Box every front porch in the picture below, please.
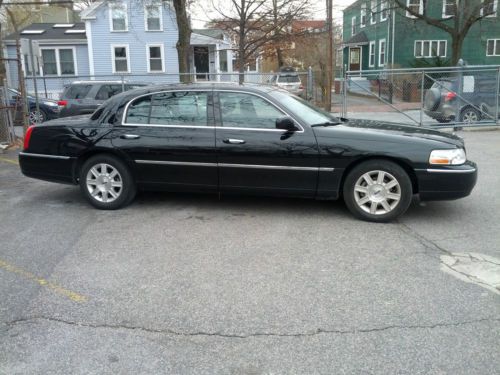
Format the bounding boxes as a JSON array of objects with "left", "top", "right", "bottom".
[{"left": 190, "top": 31, "right": 233, "bottom": 81}]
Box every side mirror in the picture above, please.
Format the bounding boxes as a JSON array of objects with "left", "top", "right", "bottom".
[{"left": 276, "top": 116, "right": 297, "bottom": 131}]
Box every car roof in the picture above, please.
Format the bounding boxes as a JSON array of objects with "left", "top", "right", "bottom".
[
  {"left": 67, "top": 80, "right": 150, "bottom": 85},
  {"left": 106, "top": 83, "right": 287, "bottom": 104}
]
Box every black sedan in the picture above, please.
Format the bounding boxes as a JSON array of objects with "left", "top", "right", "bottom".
[{"left": 19, "top": 84, "right": 477, "bottom": 222}]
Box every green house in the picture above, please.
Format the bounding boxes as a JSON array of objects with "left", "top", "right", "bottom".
[{"left": 342, "top": 0, "right": 500, "bottom": 72}]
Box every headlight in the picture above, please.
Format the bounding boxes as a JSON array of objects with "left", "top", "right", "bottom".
[{"left": 429, "top": 149, "right": 466, "bottom": 165}]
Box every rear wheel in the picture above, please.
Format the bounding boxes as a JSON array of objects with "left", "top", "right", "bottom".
[
  {"left": 79, "top": 155, "right": 136, "bottom": 210},
  {"left": 460, "top": 107, "right": 481, "bottom": 124},
  {"left": 343, "top": 160, "right": 413, "bottom": 222}
]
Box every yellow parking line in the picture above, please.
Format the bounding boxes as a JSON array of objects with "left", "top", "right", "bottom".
[
  {"left": 0, "top": 258, "right": 87, "bottom": 303},
  {"left": 0, "top": 157, "right": 19, "bottom": 166}
]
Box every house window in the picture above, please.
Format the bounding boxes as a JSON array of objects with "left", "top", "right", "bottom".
[
  {"left": 110, "top": 2, "right": 128, "bottom": 31},
  {"left": 147, "top": 44, "right": 164, "bottom": 72},
  {"left": 361, "top": 4, "right": 367, "bottom": 28},
  {"left": 112, "top": 45, "right": 129, "bottom": 73},
  {"left": 380, "top": 1, "right": 388, "bottom": 21},
  {"left": 41, "top": 48, "right": 76, "bottom": 76},
  {"left": 219, "top": 49, "right": 228, "bottom": 72},
  {"left": 370, "top": 0, "right": 377, "bottom": 24},
  {"left": 487, "top": 39, "right": 500, "bottom": 56},
  {"left": 414, "top": 40, "right": 447, "bottom": 58},
  {"left": 145, "top": 2, "right": 162, "bottom": 31},
  {"left": 481, "top": 0, "right": 498, "bottom": 17},
  {"left": 379, "top": 39, "right": 386, "bottom": 67},
  {"left": 41, "top": 50, "right": 57, "bottom": 75},
  {"left": 406, "top": 0, "right": 423, "bottom": 18},
  {"left": 351, "top": 16, "right": 357, "bottom": 35},
  {"left": 443, "top": 0, "right": 456, "bottom": 18},
  {"left": 369, "top": 41, "right": 376, "bottom": 67}
]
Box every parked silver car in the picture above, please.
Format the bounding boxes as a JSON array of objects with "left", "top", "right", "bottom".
[{"left": 269, "top": 69, "right": 304, "bottom": 97}]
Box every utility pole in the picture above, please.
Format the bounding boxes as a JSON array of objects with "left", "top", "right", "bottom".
[{"left": 325, "top": 0, "right": 333, "bottom": 111}]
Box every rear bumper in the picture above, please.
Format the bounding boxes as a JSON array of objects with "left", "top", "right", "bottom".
[
  {"left": 415, "top": 161, "right": 477, "bottom": 201},
  {"left": 19, "top": 152, "right": 76, "bottom": 184}
]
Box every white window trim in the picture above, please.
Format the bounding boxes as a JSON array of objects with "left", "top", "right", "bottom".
[
  {"left": 109, "top": 2, "right": 128, "bottom": 32},
  {"left": 360, "top": 4, "right": 366, "bottom": 28},
  {"left": 481, "top": 0, "right": 498, "bottom": 17},
  {"left": 442, "top": 0, "right": 455, "bottom": 18},
  {"left": 378, "top": 39, "right": 386, "bottom": 67},
  {"left": 406, "top": 0, "right": 423, "bottom": 18},
  {"left": 146, "top": 43, "right": 165, "bottom": 73},
  {"left": 144, "top": 2, "right": 163, "bottom": 31},
  {"left": 351, "top": 16, "right": 356, "bottom": 35},
  {"left": 39, "top": 46, "right": 78, "bottom": 77},
  {"left": 370, "top": 0, "right": 377, "bottom": 24},
  {"left": 486, "top": 39, "right": 500, "bottom": 56},
  {"left": 369, "top": 41, "right": 376, "bottom": 67},
  {"left": 380, "top": 1, "right": 388, "bottom": 21},
  {"left": 414, "top": 40, "right": 447, "bottom": 58},
  {"left": 111, "top": 44, "right": 130, "bottom": 74}
]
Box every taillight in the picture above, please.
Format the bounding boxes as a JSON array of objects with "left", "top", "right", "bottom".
[
  {"left": 299, "top": 84, "right": 304, "bottom": 89},
  {"left": 24, "top": 125, "right": 35, "bottom": 150},
  {"left": 57, "top": 100, "right": 68, "bottom": 107},
  {"left": 444, "top": 92, "right": 457, "bottom": 102}
]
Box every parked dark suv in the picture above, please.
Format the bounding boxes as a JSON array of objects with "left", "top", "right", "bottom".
[
  {"left": 58, "top": 81, "right": 149, "bottom": 118},
  {"left": 424, "top": 73, "right": 500, "bottom": 124}
]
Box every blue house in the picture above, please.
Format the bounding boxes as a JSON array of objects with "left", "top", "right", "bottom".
[{"left": 4, "top": 0, "right": 234, "bottom": 98}]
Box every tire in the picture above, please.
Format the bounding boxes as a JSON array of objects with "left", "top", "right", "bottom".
[
  {"left": 424, "top": 88, "right": 441, "bottom": 111},
  {"left": 436, "top": 117, "right": 451, "bottom": 124},
  {"left": 79, "top": 155, "right": 136, "bottom": 210},
  {"left": 459, "top": 107, "right": 481, "bottom": 124},
  {"left": 29, "top": 108, "right": 47, "bottom": 124},
  {"left": 343, "top": 160, "right": 413, "bottom": 223}
]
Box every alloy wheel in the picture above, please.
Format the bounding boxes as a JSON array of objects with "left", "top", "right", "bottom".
[
  {"left": 353, "top": 170, "right": 401, "bottom": 215},
  {"left": 86, "top": 163, "right": 123, "bottom": 203}
]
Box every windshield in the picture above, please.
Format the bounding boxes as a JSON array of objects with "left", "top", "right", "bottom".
[{"left": 269, "top": 90, "right": 339, "bottom": 125}]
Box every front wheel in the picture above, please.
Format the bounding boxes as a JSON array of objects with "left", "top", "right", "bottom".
[
  {"left": 343, "top": 160, "right": 413, "bottom": 222},
  {"left": 79, "top": 155, "right": 136, "bottom": 210}
]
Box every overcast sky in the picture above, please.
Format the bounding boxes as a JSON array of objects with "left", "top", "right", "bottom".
[{"left": 190, "top": 0, "right": 357, "bottom": 28}]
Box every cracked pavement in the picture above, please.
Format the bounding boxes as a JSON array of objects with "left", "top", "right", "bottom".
[{"left": 1, "top": 131, "right": 500, "bottom": 374}]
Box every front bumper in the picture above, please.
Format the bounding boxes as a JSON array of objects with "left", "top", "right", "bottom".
[{"left": 415, "top": 161, "right": 478, "bottom": 201}]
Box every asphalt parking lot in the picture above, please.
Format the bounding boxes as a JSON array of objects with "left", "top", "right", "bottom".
[{"left": 0, "top": 130, "right": 499, "bottom": 374}]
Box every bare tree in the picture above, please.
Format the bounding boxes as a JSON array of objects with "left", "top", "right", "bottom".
[
  {"left": 390, "top": 0, "right": 496, "bottom": 65},
  {"left": 210, "top": 0, "right": 307, "bottom": 83},
  {"left": 173, "top": 0, "right": 191, "bottom": 82}
]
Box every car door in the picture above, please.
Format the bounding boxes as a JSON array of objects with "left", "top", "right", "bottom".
[
  {"left": 214, "top": 90, "right": 320, "bottom": 197},
  {"left": 111, "top": 90, "right": 217, "bottom": 191}
]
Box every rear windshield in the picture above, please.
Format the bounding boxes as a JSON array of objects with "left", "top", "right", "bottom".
[
  {"left": 63, "top": 84, "right": 92, "bottom": 99},
  {"left": 432, "top": 80, "right": 454, "bottom": 91},
  {"left": 277, "top": 75, "right": 300, "bottom": 83}
]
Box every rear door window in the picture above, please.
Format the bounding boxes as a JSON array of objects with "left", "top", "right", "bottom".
[
  {"left": 64, "top": 84, "right": 92, "bottom": 99},
  {"left": 124, "top": 91, "right": 208, "bottom": 126}
]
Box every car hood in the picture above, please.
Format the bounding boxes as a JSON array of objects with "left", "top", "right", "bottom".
[{"left": 338, "top": 119, "right": 464, "bottom": 147}]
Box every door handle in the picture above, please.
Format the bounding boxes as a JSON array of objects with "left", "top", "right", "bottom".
[
  {"left": 120, "top": 134, "right": 141, "bottom": 140},
  {"left": 223, "top": 138, "right": 246, "bottom": 144}
]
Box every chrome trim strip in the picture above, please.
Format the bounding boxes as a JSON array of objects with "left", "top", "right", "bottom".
[
  {"left": 135, "top": 160, "right": 217, "bottom": 167},
  {"left": 219, "top": 163, "right": 327, "bottom": 171},
  {"left": 426, "top": 168, "right": 476, "bottom": 174},
  {"left": 19, "top": 152, "right": 71, "bottom": 160},
  {"left": 134, "top": 159, "right": 334, "bottom": 172}
]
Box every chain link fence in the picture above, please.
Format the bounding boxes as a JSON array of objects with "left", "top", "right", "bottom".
[
  {"left": 340, "top": 66, "right": 500, "bottom": 129},
  {"left": 0, "top": 86, "right": 16, "bottom": 144}
]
